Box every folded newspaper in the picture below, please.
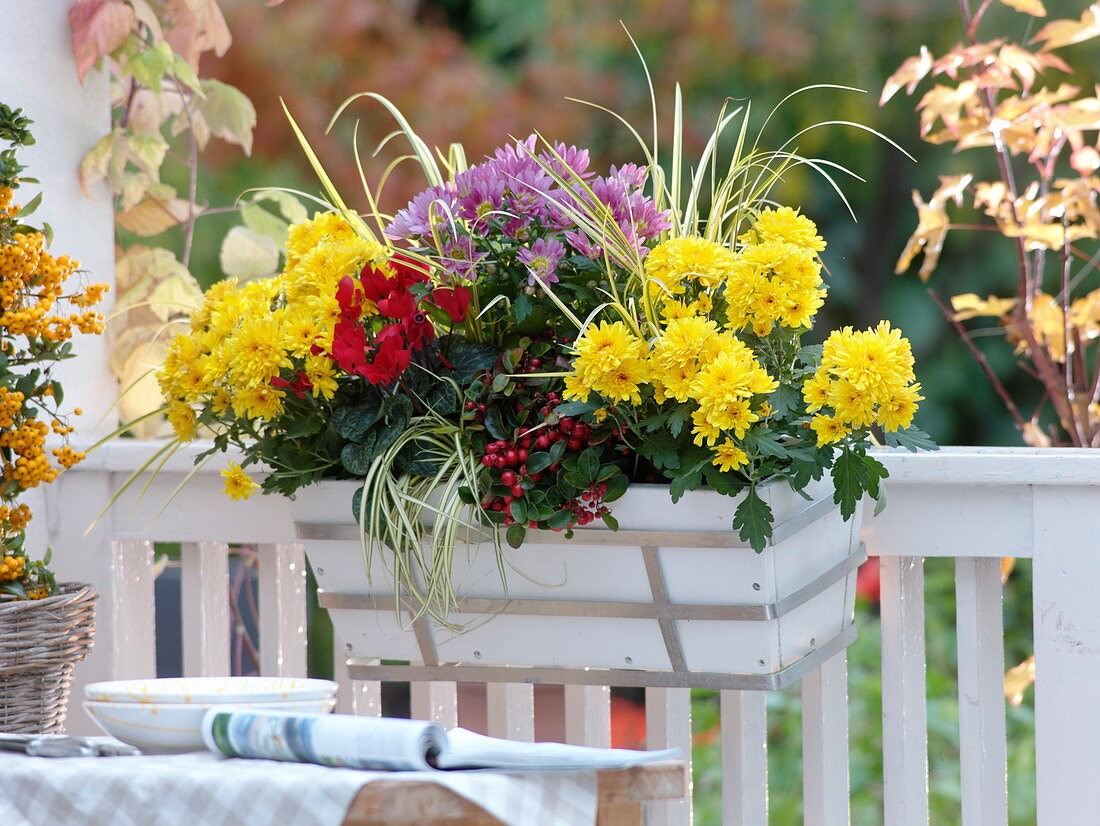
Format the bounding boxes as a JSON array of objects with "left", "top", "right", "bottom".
[{"left": 202, "top": 709, "right": 678, "bottom": 771}]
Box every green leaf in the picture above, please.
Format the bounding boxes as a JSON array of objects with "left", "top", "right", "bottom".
[
  {"left": 506, "top": 523, "right": 527, "bottom": 549},
  {"left": 50, "top": 380, "right": 64, "bottom": 407},
  {"left": 125, "top": 41, "right": 173, "bottom": 93},
  {"left": 394, "top": 439, "right": 441, "bottom": 477},
  {"left": 830, "top": 447, "right": 874, "bottom": 520},
  {"left": 444, "top": 338, "right": 499, "bottom": 383},
  {"left": 514, "top": 293, "right": 534, "bottom": 323},
  {"left": 668, "top": 453, "right": 710, "bottom": 502},
  {"left": 240, "top": 203, "right": 291, "bottom": 247},
  {"left": 171, "top": 54, "right": 202, "bottom": 94},
  {"left": 745, "top": 430, "right": 789, "bottom": 460},
  {"left": 339, "top": 423, "right": 403, "bottom": 476},
  {"left": 199, "top": 79, "right": 257, "bottom": 155},
  {"left": 548, "top": 439, "right": 567, "bottom": 463},
  {"left": 666, "top": 405, "right": 691, "bottom": 438},
  {"left": 636, "top": 430, "right": 681, "bottom": 471},
  {"left": 553, "top": 399, "right": 603, "bottom": 417},
  {"left": 491, "top": 373, "right": 511, "bottom": 393},
  {"left": 885, "top": 425, "right": 938, "bottom": 452},
  {"left": 332, "top": 400, "right": 382, "bottom": 441},
  {"left": 602, "top": 471, "right": 629, "bottom": 502},
  {"left": 768, "top": 383, "right": 802, "bottom": 417},
  {"left": 13, "top": 192, "right": 41, "bottom": 219},
  {"left": 484, "top": 406, "right": 509, "bottom": 440},
  {"left": 601, "top": 511, "right": 619, "bottom": 530},
  {"left": 283, "top": 417, "right": 323, "bottom": 439},
  {"left": 126, "top": 133, "right": 168, "bottom": 176},
  {"left": 526, "top": 452, "right": 553, "bottom": 474},
  {"left": 732, "top": 487, "right": 773, "bottom": 553},
  {"left": 577, "top": 449, "right": 600, "bottom": 480},
  {"left": 547, "top": 509, "right": 573, "bottom": 529},
  {"left": 797, "top": 344, "right": 824, "bottom": 368}
]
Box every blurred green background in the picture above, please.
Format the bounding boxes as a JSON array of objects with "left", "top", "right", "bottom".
[{"left": 181, "top": 2, "right": 1081, "bottom": 821}]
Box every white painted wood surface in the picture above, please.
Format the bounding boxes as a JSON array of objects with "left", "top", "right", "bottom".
[
  {"left": 802, "top": 651, "right": 850, "bottom": 826},
  {"left": 646, "top": 687, "right": 693, "bottom": 826},
  {"left": 1032, "top": 486, "right": 1100, "bottom": 826},
  {"left": 955, "top": 558, "right": 1008, "bottom": 826},
  {"left": 720, "top": 690, "right": 768, "bottom": 826},
  {"left": 411, "top": 681, "right": 459, "bottom": 729},
  {"left": 880, "top": 556, "right": 929, "bottom": 826},
  {"left": 109, "top": 540, "right": 157, "bottom": 681},
  {"left": 256, "top": 543, "right": 308, "bottom": 677},
  {"left": 486, "top": 682, "right": 535, "bottom": 742},
  {"left": 564, "top": 685, "right": 611, "bottom": 747},
  {"left": 335, "top": 650, "right": 382, "bottom": 717},
  {"left": 180, "top": 542, "right": 230, "bottom": 677}
]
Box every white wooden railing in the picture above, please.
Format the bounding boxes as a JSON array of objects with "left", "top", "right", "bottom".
[{"left": 24, "top": 444, "right": 1100, "bottom": 825}]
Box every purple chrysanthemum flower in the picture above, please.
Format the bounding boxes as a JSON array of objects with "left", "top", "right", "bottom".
[
  {"left": 564, "top": 229, "right": 604, "bottom": 260},
  {"left": 456, "top": 173, "right": 507, "bottom": 230},
  {"left": 517, "top": 237, "right": 566, "bottom": 286},
  {"left": 609, "top": 163, "right": 649, "bottom": 189},
  {"left": 438, "top": 234, "right": 488, "bottom": 281},
  {"left": 385, "top": 183, "right": 459, "bottom": 241},
  {"left": 538, "top": 142, "right": 595, "bottom": 182}
]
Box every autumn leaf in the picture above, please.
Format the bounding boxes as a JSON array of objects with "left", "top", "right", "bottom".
[
  {"left": 951, "top": 293, "right": 1017, "bottom": 321},
  {"left": 68, "top": 0, "right": 137, "bottom": 83},
  {"left": 998, "top": 0, "right": 1046, "bottom": 16},
  {"left": 917, "top": 81, "right": 979, "bottom": 138},
  {"left": 1033, "top": 3, "right": 1100, "bottom": 52},
  {"left": 880, "top": 46, "right": 933, "bottom": 105},
  {"left": 79, "top": 128, "right": 125, "bottom": 196},
  {"left": 165, "top": 0, "right": 232, "bottom": 69},
  {"left": 116, "top": 197, "right": 200, "bottom": 236},
  {"left": 895, "top": 190, "right": 950, "bottom": 279}
]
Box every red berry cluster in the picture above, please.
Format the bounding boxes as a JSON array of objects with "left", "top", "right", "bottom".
[
  {"left": 479, "top": 402, "right": 600, "bottom": 530},
  {"left": 569, "top": 482, "right": 611, "bottom": 526}
]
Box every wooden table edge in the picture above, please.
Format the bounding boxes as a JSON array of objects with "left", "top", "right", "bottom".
[{"left": 341, "top": 760, "right": 688, "bottom": 825}]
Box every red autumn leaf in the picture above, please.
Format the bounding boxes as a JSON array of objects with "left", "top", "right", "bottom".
[
  {"left": 68, "top": 0, "right": 136, "bottom": 83},
  {"left": 165, "top": 0, "right": 232, "bottom": 69}
]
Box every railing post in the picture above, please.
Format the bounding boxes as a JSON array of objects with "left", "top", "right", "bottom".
[
  {"left": 1032, "top": 486, "right": 1100, "bottom": 826},
  {"left": 256, "top": 543, "right": 308, "bottom": 677}
]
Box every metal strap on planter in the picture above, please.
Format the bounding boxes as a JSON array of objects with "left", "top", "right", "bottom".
[
  {"left": 307, "top": 494, "right": 862, "bottom": 690},
  {"left": 318, "top": 546, "right": 865, "bottom": 623},
  {"left": 344, "top": 623, "right": 858, "bottom": 692}
]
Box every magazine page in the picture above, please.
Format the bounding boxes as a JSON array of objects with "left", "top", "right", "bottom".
[
  {"left": 436, "top": 727, "right": 680, "bottom": 771},
  {"left": 202, "top": 709, "right": 447, "bottom": 771}
]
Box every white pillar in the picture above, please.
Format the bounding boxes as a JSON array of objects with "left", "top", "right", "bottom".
[{"left": 0, "top": 3, "right": 117, "bottom": 437}]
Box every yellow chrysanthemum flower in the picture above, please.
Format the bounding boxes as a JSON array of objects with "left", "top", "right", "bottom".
[
  {"left": 742, "top": 207, "right": 826, "bottom": 252},
  {"left": 221, "top": 463, "right": 259, "bottom": 501},
  {"left": 810, "top": 413, "right": 849, "bottom": 446},
  {"left": 652, "top": 316, "right": 720, "bottom": 369},
  {"left": 303, "top": 356, "right": 339, "bottom": 400},
  {"left": 712, "top": 440, "right": 749, "bottom": 473},
  {"left": 165, "top": 401, "right": 197, "bottom": 442},
  {"left": 231, "top": 385, "right": 285, "bottom": 421},
  {"left": 645, "top": 236, "right": 737, "bottom": 301},
  {"left": 876, "top": 383, "right": 924, "bottom": 431}
]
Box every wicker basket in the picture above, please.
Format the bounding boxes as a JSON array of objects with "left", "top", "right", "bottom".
[{"left": 0, "top": 583, "right": 96, "bottom": 733}]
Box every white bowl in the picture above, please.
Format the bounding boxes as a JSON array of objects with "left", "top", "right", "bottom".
[
  {"left": 84, "top": 676, "right": 338, "bottom": 705},
  {"left": 84, "top": 695, "right": 337, "bottom": 753}
]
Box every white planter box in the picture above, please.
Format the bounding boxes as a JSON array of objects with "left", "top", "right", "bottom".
[{"left": 293, "top": 477, "right": 862, "bottom": 690}]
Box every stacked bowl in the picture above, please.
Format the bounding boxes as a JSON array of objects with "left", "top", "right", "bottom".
[{"left": 83, "top": 676, "right": 338, "bottom": 753}]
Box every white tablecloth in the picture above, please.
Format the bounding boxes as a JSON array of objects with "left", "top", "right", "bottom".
[{"left": 0, "top": 750, "right": 598, "bottom": 826}]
